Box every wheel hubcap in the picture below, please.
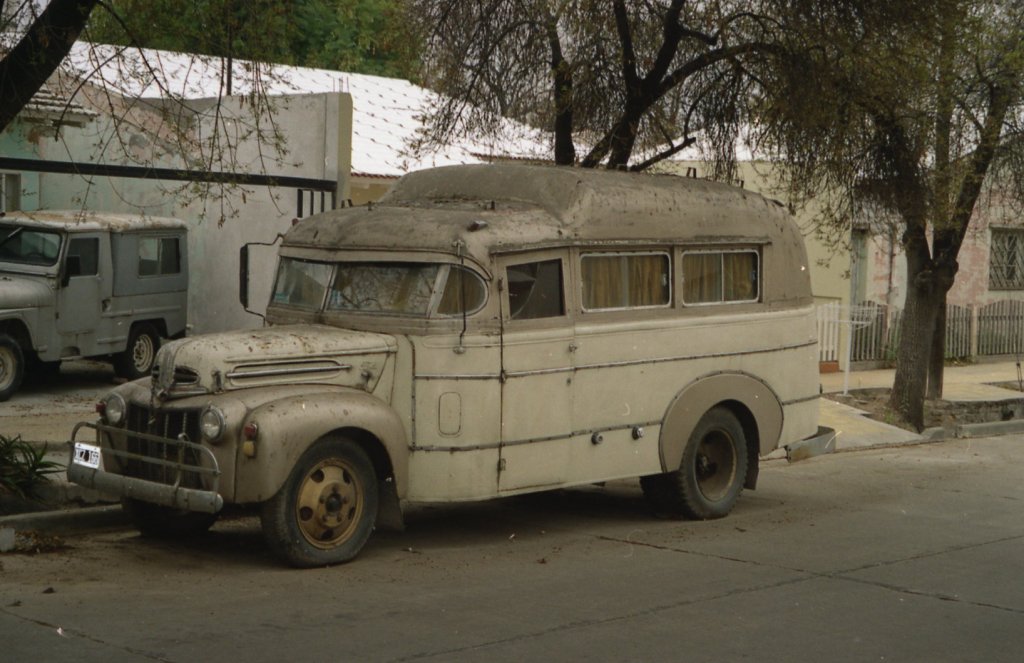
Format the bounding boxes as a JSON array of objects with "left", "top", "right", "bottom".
[
  {"left": 132, "top": 335, "right": 154, "bottom": 372},
  {"left": 695, "top": 429, "right": 737, "bottom": 501},
  {"left": 0, "top": 348, "right": 13, "bottom": 390},
  {"left": 295, "top": 459, "right": 363, "bottom": 549}
]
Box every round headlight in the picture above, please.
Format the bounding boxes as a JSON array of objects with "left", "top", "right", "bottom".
[
  {"left": 200, "top": 406, "right": 226, "bottom": 442},
  {"left": 103, "top": 393, "right": 126, "bottom": 426}
]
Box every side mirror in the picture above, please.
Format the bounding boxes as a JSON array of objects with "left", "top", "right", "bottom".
[{"left": 62, "top": 255, "right": 82, "bottom": 287}]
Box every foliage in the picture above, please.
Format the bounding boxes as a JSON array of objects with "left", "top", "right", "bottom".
[
  {"left": 86, "top": 0, "right": 420, "bottom": 79},
  {"left": 750, "top": 0, "right": 1024, "bottom": 427},
  {"left": 409, "top": 0, "right": 782, "bottom": 170},
  {"left": 0, "top": 434, "right": 62, "bottom": 499}
]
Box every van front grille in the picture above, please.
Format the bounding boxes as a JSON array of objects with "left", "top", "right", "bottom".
[{"left": 123, "top": 404, "right": 207, "bottom": 489}]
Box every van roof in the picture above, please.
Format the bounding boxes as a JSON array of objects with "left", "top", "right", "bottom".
[
  {"left": 2, "top": 210, "right": 187, "bottom": 233},
  {"left": 283, "top": 164, "right": 796, "bottom": 263}
]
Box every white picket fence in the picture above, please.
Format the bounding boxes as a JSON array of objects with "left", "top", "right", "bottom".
[
  {"left": 816, "top": 302, "right": 841, "bottom": 362},
  {"left": 816, "top": 300, "right": 1024, "bottom": 364}
]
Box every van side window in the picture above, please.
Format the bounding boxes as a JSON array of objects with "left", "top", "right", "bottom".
[
  {"left": 682, "top": 250, "right": 759, "bottom": 304},
  {"left": 139, "top": 237, "right": 181, "bottom": 276},
  {"left": 66, "top": 237, "right": 99, "bottom": 276},
  {"left": 507, "top": 259, "right": 564, "bottom": 320},
  {"left": 581, "top": 252, "right": 670, "bottom": 311},
  {"left": 436, "top": 266, "right": 487, "bottom": 316}
]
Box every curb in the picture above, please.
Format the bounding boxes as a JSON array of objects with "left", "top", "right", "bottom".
[{"left": 0, "top": 504, "right": 130, "bottom": 535}]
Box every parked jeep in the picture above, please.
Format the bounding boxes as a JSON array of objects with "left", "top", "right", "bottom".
[
  {"left": 0, "top": 211, "right": 187, "bottom": 400},
  {"left": 68, "top": 165, "right": 829, "bottom": 567}
]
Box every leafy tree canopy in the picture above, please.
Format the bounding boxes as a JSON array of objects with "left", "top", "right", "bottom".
[{"left": 87, "top": 0, "right": 419, "bottom": 79}]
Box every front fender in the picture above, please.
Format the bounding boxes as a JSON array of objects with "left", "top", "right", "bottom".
[{"left": 234, "top": 389, "right": 409, "bottom": 504}]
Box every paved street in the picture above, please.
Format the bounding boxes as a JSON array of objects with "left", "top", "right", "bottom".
[{"left": 3, "top": 434, "right": 1024, "bottom": 662}]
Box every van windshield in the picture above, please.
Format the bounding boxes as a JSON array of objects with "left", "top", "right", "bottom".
[
  {"left": 272, "top": 258, "right": 487, "bottom": 317},
  {"left": 0, "top": 224, "right": 63, "bottom": 266},
  {"left": 327, "top": 262, "right": 441, "bottom": 316}
]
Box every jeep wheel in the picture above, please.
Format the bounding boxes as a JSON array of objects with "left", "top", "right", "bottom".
[
  {"left": 641, "top": 406, "right": 748, "bottom": 520},
  {"left": 122, "top": 498, "right": 218, "bottom": 538},
  {"left": 114, "top": 324, "right": 160, "bottom": 379},
  {"left": 0, "top": 334, "right": 25, "bottom": 402},
  {"left": 261, "top": 436, "right": 378, "bottom": 568}
]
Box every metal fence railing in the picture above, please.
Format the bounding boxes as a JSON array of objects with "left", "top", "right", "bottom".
[{"left": 816, "top": 300, "right": 1023, "bottom": 364}]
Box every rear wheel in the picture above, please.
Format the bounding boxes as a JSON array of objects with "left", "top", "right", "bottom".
[
  {"left": 641, "top": 406, "right": 748, "bottom": 520},
  {"left": 122, "top": 499, "right": 218, "bottom": 538},
  {"left": 0, "top": 334, "right": 25, "bottom": 402},
  {"left": 114, "top": 324, "right": 160, "bottom": 379},
  {"left": 261, "top": 436, "right": 378, "bottom": 568}
]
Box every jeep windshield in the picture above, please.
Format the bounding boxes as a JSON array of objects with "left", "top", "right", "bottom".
[
  {"left": 0, "top": 224, "right": 63, "bottom": 266},
  {"left": 272, "top": 257, "right": 486, "bottom": 317}
]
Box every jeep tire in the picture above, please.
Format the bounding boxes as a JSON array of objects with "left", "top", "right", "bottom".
[{"left": 0, "top": 334, "right": 25, "bottom": 402}]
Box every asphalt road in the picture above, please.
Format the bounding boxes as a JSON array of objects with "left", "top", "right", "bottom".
[{"left": 2, "top": 435, "right": 1024, "bottom": 662}]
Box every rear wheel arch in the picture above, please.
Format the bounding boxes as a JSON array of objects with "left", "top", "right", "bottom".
[{"left": 658, "top": 372, "right": 782, "bottom": 476}]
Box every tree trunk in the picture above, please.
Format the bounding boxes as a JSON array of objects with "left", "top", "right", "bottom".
[
  {"left": 926, "top": 300, "right": 946, "bottom": 400},
  {"left": 890, "top": 277, "right": 944, "bottom": 430},
  {"left": 0, "top": 0, "right": 99, "bottom": 133}
]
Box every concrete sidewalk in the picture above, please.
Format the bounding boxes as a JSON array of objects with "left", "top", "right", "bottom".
[{"left": 817, "top": 358, "right": 1024, "bottom": 453}]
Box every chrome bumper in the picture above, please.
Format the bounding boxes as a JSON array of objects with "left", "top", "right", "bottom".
[
  {"left": 784, "top": 426, "right": 837, "bottom": 462},
  {"left": 67, "top": 421, "right": 224, "bottom": 514}
]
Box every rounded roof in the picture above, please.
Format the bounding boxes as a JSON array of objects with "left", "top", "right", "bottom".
[
  {"left": 283, "top": 164, "right": 796, "bottom": 263},
  {"left": 2, "top": 210, "right": 187, "bottom": 232}
]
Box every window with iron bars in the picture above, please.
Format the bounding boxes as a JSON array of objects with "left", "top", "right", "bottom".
[{"left": 990, "top": 228, "right": 1024, "bottom": 290}]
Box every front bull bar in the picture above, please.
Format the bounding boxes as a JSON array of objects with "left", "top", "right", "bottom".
[{"left": 67, "top": 421, "right": 224, "bottom": 514}]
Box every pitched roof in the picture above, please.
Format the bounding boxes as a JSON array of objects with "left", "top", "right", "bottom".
[{"left": 57, "top": 43, "right": 550, "bottom": 179}]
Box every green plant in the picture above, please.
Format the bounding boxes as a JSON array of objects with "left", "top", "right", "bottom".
[{"left": 0, "top": 434, "right": 62, "bottom": 499}]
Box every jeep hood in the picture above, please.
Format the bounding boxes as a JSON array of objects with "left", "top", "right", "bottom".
[
  {"left": 153, "top": 324, "right": 397, "bottom": 398},
  {"left": 0, "top": 274, "right": 52, "bottom": 310}
]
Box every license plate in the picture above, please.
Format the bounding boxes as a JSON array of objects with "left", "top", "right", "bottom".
[{"left": 73, "top": 442, "right": 103, "bottom": 470}]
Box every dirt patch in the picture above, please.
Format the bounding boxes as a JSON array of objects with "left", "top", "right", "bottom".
[{"left": 826, "top": 387, "right": 1024, "bottom": 431}]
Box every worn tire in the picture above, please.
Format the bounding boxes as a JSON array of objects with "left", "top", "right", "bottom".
[
  {"left": 261, "top": 436, "right": 378, "bottom": 568},
  {"left": 122, "top": 499, "right": 218, "bottom": 538},
  {"left": 0, "top": 334, "right": 25, "bottom": 402},
  {"left": 114, "top": 323, "right": 160, "bottom": 379},
  {"left": 641, "top": 406, "right": 748, "bottom": 520}
]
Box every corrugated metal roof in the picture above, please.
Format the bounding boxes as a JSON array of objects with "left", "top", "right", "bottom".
[{"left": 57, "top": 42, "right": 550, "bottom": 178}]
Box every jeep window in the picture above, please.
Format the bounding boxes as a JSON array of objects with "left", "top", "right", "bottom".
[
  {"left": 581, "top": 252, "right": 670, "bottom": 311},
  {"left": 272, "top": 258, "right": 332, "bottom": 308},
  {"left": 0, "top": 224, "right": 62, "bottom": 266},
  {"left": 327, "top": 262, "right": 441, "bottom": 316},
  {"left": 507, "top": 259, "right": 565, "bottom": 320},
  {"left": 682, "top": 249, "right": 760, "bottom": 304},
  {"left": 436, "top": 266, "right": 487, "bottom": 316},
  {"left": 139, "top": 236, "right": 181, "bottom": 276},
  {"left": 67, "top": 237, "right": 99, "bottom": 276}
]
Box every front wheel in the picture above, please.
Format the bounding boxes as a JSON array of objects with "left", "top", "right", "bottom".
[
  {"left": 260, "top": 436, "right": 378, "bottom": 568},
  {"left": 641, "top": 406, "right": 748, "bottom": 520},
  {"left": 114, "top": 324, "right": 160, "bottom": 379},
  {"left": 0, "top": 334, "right": 25, "bottom": 402}
]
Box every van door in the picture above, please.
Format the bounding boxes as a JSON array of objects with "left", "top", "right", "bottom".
[
  {"left": 57, "top": 234, "right": 109, "bottom": 353},
  {"left": 497, "top": 252, "right": 574, "bottom": 492}
]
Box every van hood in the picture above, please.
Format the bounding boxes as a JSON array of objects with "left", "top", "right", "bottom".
[
  {"left": 152, "top": 324, "right": 397, "bottom": 399},
  {"left": 0, "top": 274, "right": 52, "bottom": 310}
]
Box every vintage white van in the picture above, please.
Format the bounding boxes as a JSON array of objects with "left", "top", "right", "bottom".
[{"left": 68, "top": 164, "right": 828, "bottom": 567}]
